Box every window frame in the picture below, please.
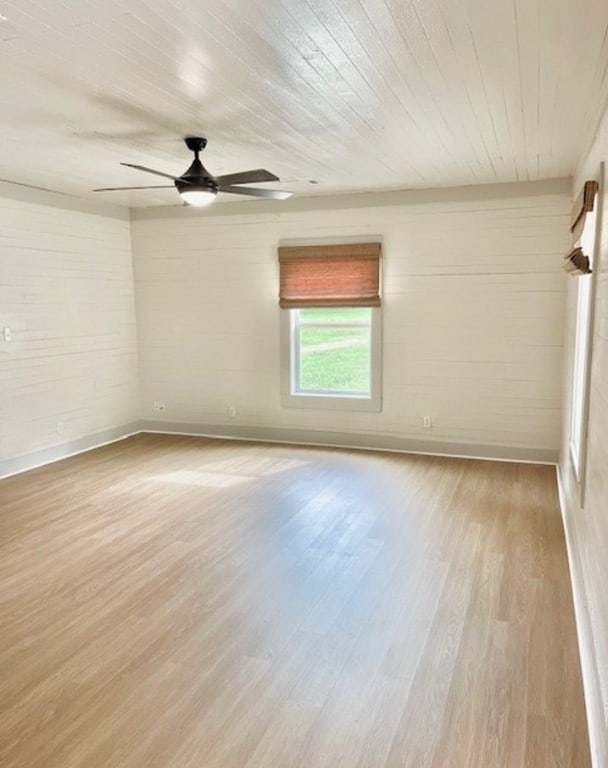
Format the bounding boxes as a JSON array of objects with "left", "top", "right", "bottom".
[
  {"left": 569, "top": 269, "right": 593, "bottom": 480},
  {"left": 568, "top": 169, "right": 603, "bottom": 506},
  {"left": 280, "top": 306, "right": 382, "bottom": 412}
]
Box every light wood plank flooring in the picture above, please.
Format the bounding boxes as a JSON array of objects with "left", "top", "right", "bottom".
[{"left": 0, "top": 434, "right": 590, "bottom": 767}]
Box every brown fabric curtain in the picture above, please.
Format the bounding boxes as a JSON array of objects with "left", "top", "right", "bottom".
[{"left": 278, "top": 242, "right": 381, "bottom": 308}]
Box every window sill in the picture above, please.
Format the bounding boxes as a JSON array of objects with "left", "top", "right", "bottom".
[{"left": 281, "top": 391, "right": 382, "bottom": 412}]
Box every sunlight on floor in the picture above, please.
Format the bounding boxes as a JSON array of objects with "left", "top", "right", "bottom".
[
  {"left": 152, "top": 470, "right": 249, "bottom": 488},
  {"left": 151, "top": 457, "right": 310, "bottom": 488}
]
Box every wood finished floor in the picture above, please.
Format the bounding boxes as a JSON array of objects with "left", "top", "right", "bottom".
[{"left": 0, "top": 434, "right": 590, "bottom": 768}]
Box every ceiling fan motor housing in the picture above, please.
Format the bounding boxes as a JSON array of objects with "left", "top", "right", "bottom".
[{"left": 175, "top": 154, "right": 218, "bottom": 195}]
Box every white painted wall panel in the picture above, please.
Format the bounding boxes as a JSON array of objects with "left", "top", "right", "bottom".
[
  {"left": 131, "top": 181, "right": 569, "bottom": 455},
  {"left": 0, "top": 193, "right": 139, "bottom": 463}
]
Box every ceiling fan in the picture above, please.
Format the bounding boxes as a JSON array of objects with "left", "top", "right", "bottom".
[{"left": 94, "top": 136, "right": 292, "bottom": 207}]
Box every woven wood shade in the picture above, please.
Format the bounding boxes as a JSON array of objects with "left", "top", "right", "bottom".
[
  {"left": 570, "top": 180, "right": 598, "bottom": 242},
  {"left": 278, "top": 242, "right": 381, "bottom": 308},
  {"left": 563, "top": 179, "right": 598, "bottom": 276},
  {"left": 563, "top": 247, "right": 592, "bottom": 276}
]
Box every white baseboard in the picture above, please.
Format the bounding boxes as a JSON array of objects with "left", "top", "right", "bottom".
[
  {"left": 139, "top": 420, "right": 559, "bottom": 464},
  {"left": 0, "top": 419, "right": 559, "bottom": 481},
  {"left": 556, "top": 465, "right": 606, "bottom": 768},
  {"left": 0, "top": 423, "right": 141, "bottom": 479}
]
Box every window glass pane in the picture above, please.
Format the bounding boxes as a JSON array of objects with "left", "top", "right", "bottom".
[
  {"left": 297, "top": 322, "right": 371, "bottom": 393},
  {"left": 282, "top": 306, "right": 381, "bottom": 411},
  {"left": 298, "top": 307, "right": 371, "bottom": 324}
]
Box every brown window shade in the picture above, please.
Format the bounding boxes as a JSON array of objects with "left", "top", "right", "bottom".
[
  {"left": 563, "top": 247, "right": 592, "bottom": 276},
  {"left": 570, "top": 180, "right": 598, "bottom": 242},
  {"left": 278, "top": 242, "right": 381, "bottom": 308}
]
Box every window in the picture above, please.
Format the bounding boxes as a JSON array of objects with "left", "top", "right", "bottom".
[
  {"left": 569, "top": 204, "right": 597, "bottom": 480},
  {"left": 279, "top": 242, "right": 382, "bottom": 411},
  {"left": 566, "top": 178, "right": 599, "bottom": 492}
]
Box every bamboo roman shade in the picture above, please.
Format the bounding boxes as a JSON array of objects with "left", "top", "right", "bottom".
[
  {"left": 563, "top": 247, "right": 591, "bottom": 276},
  {"left": 570, "top": 180, "right": 598, "bottom": 242},
  {"left": 278, "top": 242, "right": 381, "bottom": 308},
  {"left": 563, "top": 180, "right": 598, "bottom": 276}
]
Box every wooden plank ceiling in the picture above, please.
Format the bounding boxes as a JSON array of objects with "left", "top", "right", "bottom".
[{"left": 0, "top": 0, "right": 607, "bottom": 207}]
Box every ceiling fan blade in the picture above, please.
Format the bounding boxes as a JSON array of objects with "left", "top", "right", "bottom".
[
  {"left": 94, "top": 185, "right": 175, "bottom": 191},
  {"left": 218, "top": 185, "right": 292, "bottom": 200},
  {"left": 120, "top": 162, "right": 183, "bottom": 182},
  {"left": 215, "top": 169, "right": 279, "bottom": 186}
]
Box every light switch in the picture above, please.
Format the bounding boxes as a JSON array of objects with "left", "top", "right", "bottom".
[{"left": 3, "top": 327, "right": 11, "bottom": 342}]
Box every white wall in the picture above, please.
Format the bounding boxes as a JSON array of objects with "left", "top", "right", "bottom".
[
  {"left": 0, "top": 178, "right": 570, "bottom": 472},
  {"left": 131, "top": 180, "right": 570, "bottom": 460},
  {"left": 559, "top": 112, "right": 608, "bottom": 767},
  {"left": 0, "top": 188, "right": 139, "bottom": 473}
]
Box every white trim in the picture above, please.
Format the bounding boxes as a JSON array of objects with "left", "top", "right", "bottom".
[
  {"left": 0, "top": 178, "right": 128, "bottom": 219},
  {"left": 556, "top": 466, "right": 606, "bottom": 768},
  {"left": 0, "top": 420, "right": 557, "bottom": 480},
  {"left": 0, "top": 420, "right": 559, "bottom": 478},
  {"left": 139, "top": 420, "right": 558, "bottom": 464},
  {"left": 570, "top": 438, "right": 582, "bottom": 482},
  {"left": 130, "top": 177, "right": 572, "bottom": 220},
  {"left": 0, "top": 423, "right": 141, "bottom": 479}
]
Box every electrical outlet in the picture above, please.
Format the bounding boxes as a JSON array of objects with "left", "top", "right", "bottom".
[
  {"left": 3, "top": 326, "right": 11, "bottom": 342},
  {"left": 153, "top": 400, "right": 166, "bottom": 413},
  {"left": 423, "top": 415, "right": 432, "bottom": 429},
  {"left": 57, "top": 421, "right": 64, "bottom": 434}
]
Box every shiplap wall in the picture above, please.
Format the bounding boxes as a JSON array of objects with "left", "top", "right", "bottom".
[
  {"left": 560, "top": 112, "right": 608, "bottom": 767},
  {"left": 131, "top": 180, "right": 570, "bottom": 458},
  {"left": 0, "top": 190, "right": 139, "bottom": 467}
]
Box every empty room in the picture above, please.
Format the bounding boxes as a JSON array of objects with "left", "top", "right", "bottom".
[{"left": 1, "top": 1, "right": 607, "bottom": 766}]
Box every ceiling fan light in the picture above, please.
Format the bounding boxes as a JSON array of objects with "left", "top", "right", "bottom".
[{"left": 179, "top": 187, "right": 216, "bottom": 207}]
